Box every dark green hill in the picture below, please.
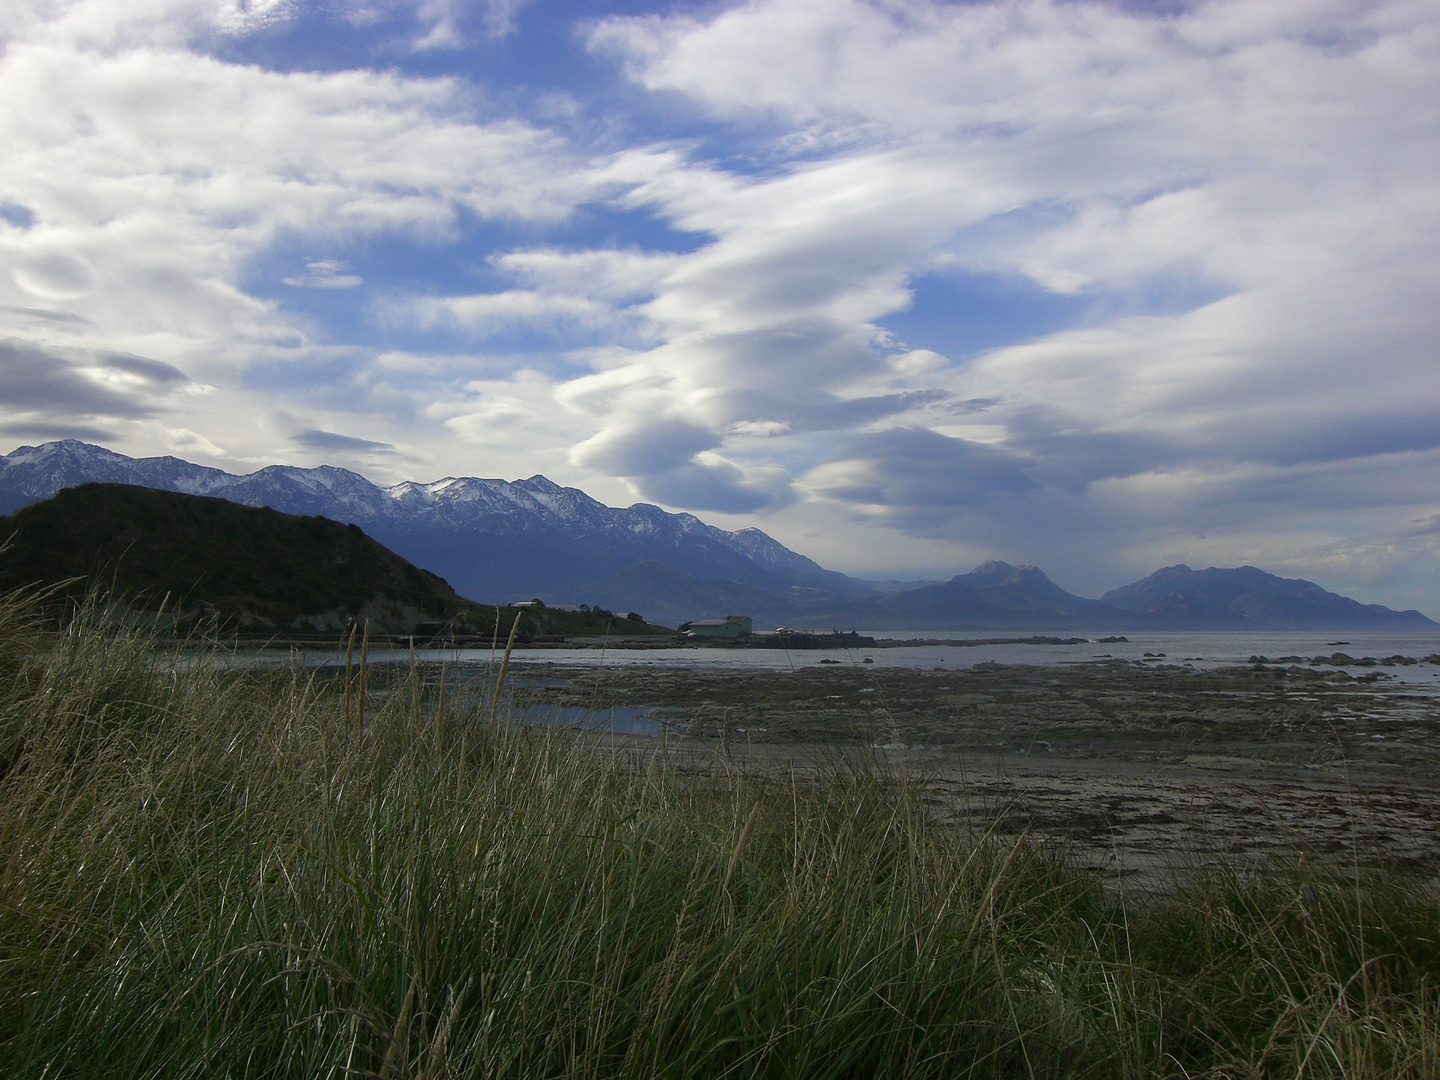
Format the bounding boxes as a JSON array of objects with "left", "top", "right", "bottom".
[{"left": 0, "top": 484, "right": 481, "bottom": 637}]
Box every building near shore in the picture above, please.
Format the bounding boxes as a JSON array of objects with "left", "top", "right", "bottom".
[{"left": 679, "top": 615, "right": 753, "bottom": 638}]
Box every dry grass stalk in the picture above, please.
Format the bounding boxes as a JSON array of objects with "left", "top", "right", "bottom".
[
  {"left": 489, "top": 608, "right": 524, "bottom": 725},
  {"left": 436, "top": 660, "right": 446, "bottom": 741},
  {"left": 344, "top": 621, "right": 357, "bottom": 728},
  {"left": 358, "top": 617, "right": 369, "bottom": 733},
  {"left": 409, "top": 634, "right": 420, "bottom": 735}
]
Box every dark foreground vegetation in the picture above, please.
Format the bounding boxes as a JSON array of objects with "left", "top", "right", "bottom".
[
  {"left": 0, "top": 483, "right": 670, "bottom": 641},
  {"left": 0, "top": 483, "right": 480, "bottom": 635},
  {"left": 0, "top": 589, "right": 1437, "bottom": 1078}
]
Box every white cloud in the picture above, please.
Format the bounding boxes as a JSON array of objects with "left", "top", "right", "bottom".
[
  {"left": 494, "top": 247, "right": 681, "bottom": 303},
  {"left": 341, "top": 0, "right": 535, "bottom": 48},
  {"left": 10, "top": 248, "right": 96, "bottom": 299},
  {"left": 0, "top": 0, "right": 535, "bottom": 52},
  {"left": 566, "top": 0, "right": 1440, "bottom": 595},
  {"left": 0, "top": 3, "right": 595, "bottom": 460},
  {"left": 283, "top": 260, "right": 364, "bottom": 289},
  {"left": 410, "top": 290, "right": 610, "bottom": 333},
  {"left": 5, "top": 0, "right": 1440, "bottom": 609},
  {"left": 0, "top": 337, "right": 198, "bottom": 444},
  {"left": 400, "top": 247, "right": 682, "bottom": 338}
]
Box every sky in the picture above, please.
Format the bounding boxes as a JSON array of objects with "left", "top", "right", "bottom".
[{"left": 2, "top": 0, "right": 1439, "bottom": 611}]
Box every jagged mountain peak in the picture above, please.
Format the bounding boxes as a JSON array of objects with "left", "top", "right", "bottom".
[
  {"left": 249, "top": 462, "right": 374, "bottom": 489},
  {"left": 953, "top": 560, "right": 1020, "bottom": 587},
  {"left": 0, "top": 440, "right": 852, "bottom": 609},
  {"left": 9, "top": 439, "right": 106, "bottom": 460},
  {"left": 405, "top": 475, "right": 505, "bottom": 500},
  {"left": 6, "top": 439, "right": 138, "bottom": 468},
  {"left": 972, "top": 559, "right": 1017, "bottom": 573},
  {"left": 725, "top": 527, "right": 833, "bottom": 576},
  {"left": 514, "top": 474, "right": 565, "bottom": 495},
  {"left": 958, "top": 561, "right": 1084, "bottom": 602}
]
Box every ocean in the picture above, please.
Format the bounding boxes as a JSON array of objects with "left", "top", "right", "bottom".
[{"left": 408, "top": 628, "right": 1440, "bottom": 686}]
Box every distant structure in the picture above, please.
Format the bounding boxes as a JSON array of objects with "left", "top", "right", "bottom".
[
  {"left": 679, "top": 614, "right": 753, "bottom": 638},
  {"left": 762, "top": 628, "right": 875, "bottom": 650}
]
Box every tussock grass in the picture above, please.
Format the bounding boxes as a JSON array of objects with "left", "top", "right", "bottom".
[{"left": 0, "top": 589, "right": 1436, "bottom": 1078}]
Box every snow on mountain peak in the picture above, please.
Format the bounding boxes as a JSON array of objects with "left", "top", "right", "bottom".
[
  {"left": 517, "top": 475, "right": 564, "bottom": 494},
  {"left": 9, "top": 439, "right": 124, "bottom": 466},
  {"left": 0, "top": 440, "right": 829, "bottom": 592}
]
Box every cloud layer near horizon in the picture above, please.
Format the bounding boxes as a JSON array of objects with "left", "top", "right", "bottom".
[{"left": 2, "top": 0, "right": 1439, "bottom": 610}]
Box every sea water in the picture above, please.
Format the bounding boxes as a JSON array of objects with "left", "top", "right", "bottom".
[
  {"left": 253, "top": 628, "right": 1440, "bottom": 740},
  {"left": 390, "top": 628, "right": 1440, "bottom": 685}
]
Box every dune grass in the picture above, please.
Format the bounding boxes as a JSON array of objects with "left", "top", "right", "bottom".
[{"left": 0, "top": 590, "right": 1437, "bottom": 1078}]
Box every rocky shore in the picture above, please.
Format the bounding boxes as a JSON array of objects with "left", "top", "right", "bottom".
[{"left": 505, "top": 659, "right": 1440, "bottom": 886}]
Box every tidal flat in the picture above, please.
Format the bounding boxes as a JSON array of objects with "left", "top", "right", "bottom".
[{"left": 509, "top": 659, "right": 1440, "bottom": 883}]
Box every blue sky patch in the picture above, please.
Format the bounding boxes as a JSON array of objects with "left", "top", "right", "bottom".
[{"left": 879, "top": 271, "right": 1090, "bottom": 360}]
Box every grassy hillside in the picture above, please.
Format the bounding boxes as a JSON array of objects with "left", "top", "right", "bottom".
[
  {"left": 0, "top": 482, "right": 482, "bottom": 635},
  {"left": 0, "top": 483, "right": 669, "bottom": 638},
  {"left": 0, "top": 591, "right": 1435, "bottom": 1077}
]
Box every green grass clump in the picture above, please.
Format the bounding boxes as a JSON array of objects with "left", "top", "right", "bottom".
[{"left": 0, "top": 589, "right": 1436, "bottom": 1078}]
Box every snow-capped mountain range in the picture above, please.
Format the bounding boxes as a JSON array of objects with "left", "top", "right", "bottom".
[
  {"left": 4, "top": 440, "right": 1433, "bottom": 629},
  {"left": 0, "top": 440, "right": 866, "bottom": 616}
]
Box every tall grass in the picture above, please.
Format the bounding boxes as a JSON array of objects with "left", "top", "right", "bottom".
[{"left": 0, "top": 589, "right": 1436, "bottom": 1078}]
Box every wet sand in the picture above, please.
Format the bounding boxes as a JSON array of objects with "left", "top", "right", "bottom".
[{"left": 508, "top": 659, "right": 1440, "bottom": 885}]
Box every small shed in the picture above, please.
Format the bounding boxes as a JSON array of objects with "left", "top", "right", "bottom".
[{"left": 679, "top": 614, "right": 753, "bottom": 638}]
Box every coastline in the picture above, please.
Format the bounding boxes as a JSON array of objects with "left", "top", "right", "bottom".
[{"left": 505, "top": 658, "right": 1440, "bottom": 885}]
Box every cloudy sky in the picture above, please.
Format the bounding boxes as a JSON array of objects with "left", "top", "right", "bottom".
[{"left": 2, "top": 0, "right": 1438, "bottom": 609}]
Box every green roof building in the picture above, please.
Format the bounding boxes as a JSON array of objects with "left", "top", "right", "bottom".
[{"left": 679, "top": 614, "right": 753, "bottom": 638}]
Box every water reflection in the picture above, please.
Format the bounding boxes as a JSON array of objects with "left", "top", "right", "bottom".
[{"left": 511, "top": 703, "right": 660, "bottom": 737}]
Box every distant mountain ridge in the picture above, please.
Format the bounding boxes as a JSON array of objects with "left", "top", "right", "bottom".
[
  {"left": 1, "top": 440, "right": 1433, "bottom": 631},
  {"left": 0, "top": 440, "right": 865, "bottom": 615},
  {"left": 825, "top": 561, "right": 1132, "bottom": 630},
  {"left": 807, "top": 560, "right": 1435, "bottom": 631},
  {"left": 1102, "top": 564, "right": 1436, "bottom": 630}
]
